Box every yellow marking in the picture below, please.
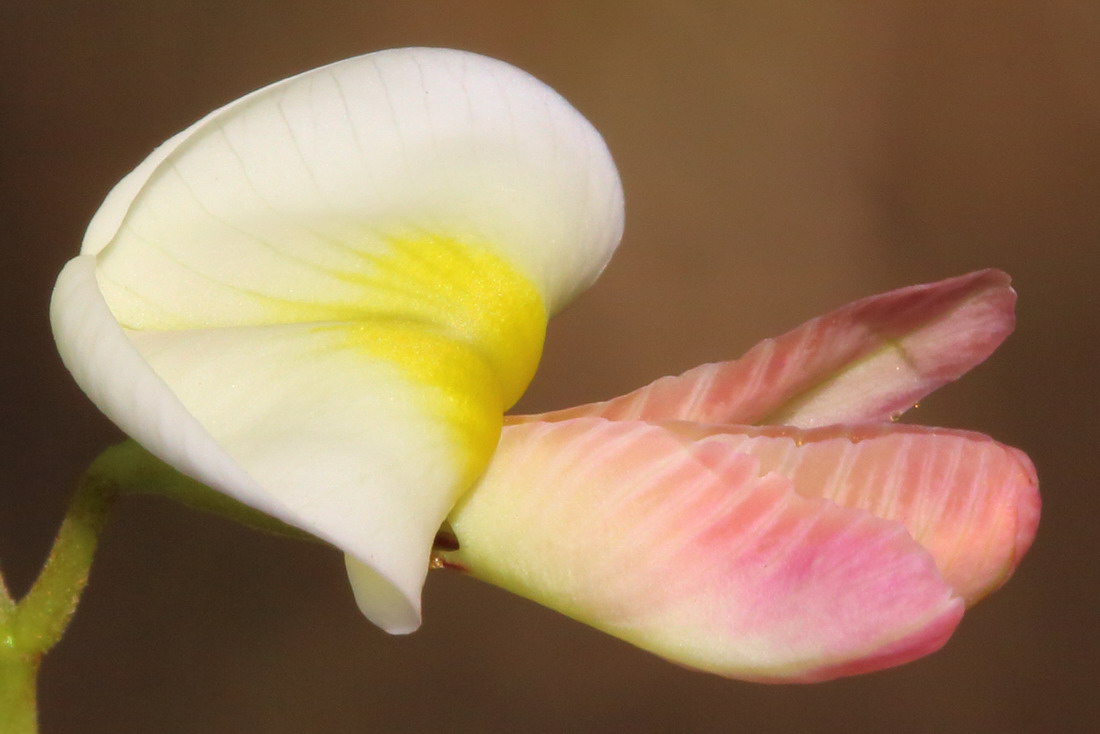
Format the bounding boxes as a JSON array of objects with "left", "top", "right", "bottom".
[
  {"left": 335, "top": 318, "right": 505, "bottom": 486},
  {"left": 346, "top": 237, "right": 547, "bottom": 407},
  {"left": 109, "top": 231, "right": 547, "bottom": 488},
  {"left": 309, "top": 235, "right": 548, "bottom": 484}
]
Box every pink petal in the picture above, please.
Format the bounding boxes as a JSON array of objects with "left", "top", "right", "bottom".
[
  {"left": 444, "top": 418, "right": 963, "bottom": 682},
  {"left": 664, "top": 423, "right": 1040, "bottom": 604},
  {"left": 519, "top": 270, "right": 1015, "bottom": 428}
]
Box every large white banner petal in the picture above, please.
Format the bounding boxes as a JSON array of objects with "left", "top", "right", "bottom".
[{"left": 52, "top": 48, "right": 624, "bottom": 632}]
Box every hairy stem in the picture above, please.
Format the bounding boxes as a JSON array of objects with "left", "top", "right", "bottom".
[
  {"left": 0, "top": 466, "right": 115, "bottom": 734},
  {"left": 0, "top": 440, "right": 322, "bottom": 732},
  {"left": 12, "top": 471, "right": 115, "bottom": 654}
]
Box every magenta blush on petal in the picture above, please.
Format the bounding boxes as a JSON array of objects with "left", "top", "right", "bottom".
[
  {"left": 453, "top": 271, "right": 1036, "bottom": 682},
  {"left": 672, "top": 423, "right": 1041, "bottom": 604},
  {"left": 445, "top": 418, "right": 964, "bottom": 683},
  {"left": 638, "top": 462, "right": 965, "bottom": 683},
  {"left": 522, "top": 269, "right": 1016, "bottom": 429},
  {"left": 790, "top": 599, "right": 963, "bottom": 683}
]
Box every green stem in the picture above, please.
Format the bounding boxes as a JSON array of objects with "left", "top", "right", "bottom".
[
  {"left": 93, "top": 441, "right": 318, "bottom": 543},
  {"left": 0, "top": 565, "right": 15, "bottom": 617},
  {"left": 0, "top": 467, "right": 115, "bottom": 734},
  {"left": 0, "top": 440, "right": 321, "bottom": 732},
  {"left": 0, "top": 646, "right": 39, "bottom": 734},
  {"left": 12, "top": 472, "right": 115, "bottom": 654}
]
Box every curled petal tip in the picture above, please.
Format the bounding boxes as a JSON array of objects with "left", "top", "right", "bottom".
[{"left": 345, "top": 556, "right": 423, "bottom": 635}]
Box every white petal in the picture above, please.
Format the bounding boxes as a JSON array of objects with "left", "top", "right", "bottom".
[
  {"left": 87, "top": 48, "right": 623, "bottom": 325},
  {"left": 53, "top": 48, "right": 623, "bottom": 632},
  {"left": 55, "top": 255, "right": 503, "bottom": 632},
  {"left": 52, "top": 256, "right": 270, "bottom": 509},
  {"left": 127, "top": 322, "right": 501, "bottom": 628}
]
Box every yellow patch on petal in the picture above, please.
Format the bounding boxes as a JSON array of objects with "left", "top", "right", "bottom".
[
  {"left": 107, "top": 230, "right": 547, "bottom": 492},
  {"left": 315, "top": 235, "right": 548, "bottom": 485},
  {"left": 330, "top": 319, "right": 504, "bottom": 486},
  {"left": 347, "top": 236, "right": 548, "bottom": 407}
]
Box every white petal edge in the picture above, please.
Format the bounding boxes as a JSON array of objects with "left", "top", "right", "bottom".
[
  {"left": 85, "top": 47, "right": 624, "bottom": 329},
  {"left": 54, "top": 254, "right": 430, "bottom": 632}
]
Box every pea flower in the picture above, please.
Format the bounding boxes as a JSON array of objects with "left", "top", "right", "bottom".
[
  {"left": 431, "top": 269, "right": 1039, "bottom": 682},
  {"left": 50, "top": 48, "right": 624, "bottom": 633},
  {"left": 51, "top": 47, "right": 1038, "bottom": 685}
]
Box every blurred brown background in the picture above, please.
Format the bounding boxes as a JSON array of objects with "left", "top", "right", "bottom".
[{"left": 2, "top": 1, "right": 1098, "bottom": 732}]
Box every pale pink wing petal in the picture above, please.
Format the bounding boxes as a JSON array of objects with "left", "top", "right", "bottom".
[
  {"left": 443, "top": 418, "right": 962, "bottom": 683},
  {"left": 519, "top": 270, "right": 1015, "bottom": 428},
  {"left": 665, "top": 423, "right": 1040, "bottom": 604}
]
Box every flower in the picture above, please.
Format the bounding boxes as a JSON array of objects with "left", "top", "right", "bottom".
[
  {"left": 52, "top": 47, "right": 1037, "bottom": 684},
  {"left": 430, "top": 270, "right": 1039, "bottom": 682},
  {"left": 50, "top": 48, "right": 624, "bottom": 633}
]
